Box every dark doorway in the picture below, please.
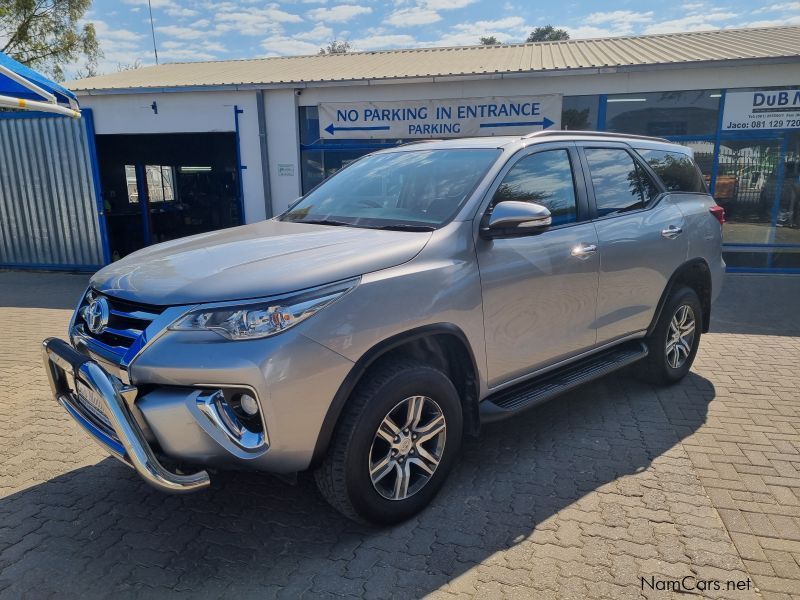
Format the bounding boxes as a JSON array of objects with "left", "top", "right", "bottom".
[{"left": 96, "top": 133, "right": 241, "bottom": 259}]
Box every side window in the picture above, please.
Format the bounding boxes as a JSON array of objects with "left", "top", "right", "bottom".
[
  {"left": 584, "top": 148, "right": 659, "bottom": 217},
  {"left": 492, "top": 149, "right": 578, "bottom": 226},
  {"left": 636, "top": 149, "right": 707, "bottom": 193}
]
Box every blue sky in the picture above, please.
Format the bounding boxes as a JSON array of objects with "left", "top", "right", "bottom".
[{"left": 80, "top": 0, "right": 800, "bottom": 75}]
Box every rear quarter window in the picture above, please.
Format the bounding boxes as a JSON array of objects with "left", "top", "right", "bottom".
[{"left": 636, "top": 149, "right": 707, "bottom": 194}]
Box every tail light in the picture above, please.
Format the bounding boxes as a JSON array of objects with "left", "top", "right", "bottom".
[{"left": 709, "top": 204, "right": 725, "bottom": 225}]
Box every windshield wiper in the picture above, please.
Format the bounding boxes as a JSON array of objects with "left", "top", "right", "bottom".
[
  {"left": 295, "top": 218, "right": 354, "bottom": 227},
  {"left": 369, "top": 224, "right": 436, "bottom": 232}
]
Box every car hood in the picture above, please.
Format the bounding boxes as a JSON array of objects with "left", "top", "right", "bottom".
[{"left": 90, "top": 220, "right": 432, "bottom": 305}]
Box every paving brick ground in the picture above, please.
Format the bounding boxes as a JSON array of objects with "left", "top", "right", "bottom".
[{"left": 0, "top": 270, "right": 799, "bottom": 599}]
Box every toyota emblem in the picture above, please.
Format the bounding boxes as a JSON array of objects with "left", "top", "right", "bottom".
[{"left": 84, "top": 296, "right": 110, "bottom": 335}]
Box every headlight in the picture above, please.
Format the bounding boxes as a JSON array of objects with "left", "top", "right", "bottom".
[{"left": 169, "top": 278, "right": 358, "bottom": 340}]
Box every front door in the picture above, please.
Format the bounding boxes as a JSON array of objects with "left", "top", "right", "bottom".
[
  {"left": 476, "top": 145, "right": 600, "bottom": 387},
  {"left": 580, "top": 144, "right": 689, "bottom": 344}
]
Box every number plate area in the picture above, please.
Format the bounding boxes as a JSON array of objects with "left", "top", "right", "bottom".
[{"left": 75, "top": 379, "right": 112, "bottom": 428}]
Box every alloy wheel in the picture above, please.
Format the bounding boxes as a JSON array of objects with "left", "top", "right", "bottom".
[
  {"left": 665, "top": 304, "right": 696, "bottom": 369},
  {"left": 368, "top": 395, "right": 447, "bottom": 501}
]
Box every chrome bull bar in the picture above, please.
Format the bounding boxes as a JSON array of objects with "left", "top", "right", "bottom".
[{"left": 42, "top": 337, "right": 210, "bottom": 493}]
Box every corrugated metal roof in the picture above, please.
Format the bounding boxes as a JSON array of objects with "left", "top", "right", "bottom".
[{"left": 67, "top": 26, "right": 800, "bottom": 92}]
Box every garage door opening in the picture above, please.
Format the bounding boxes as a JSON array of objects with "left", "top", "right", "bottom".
[{"left": 96, "top": 133, "right": 242, "bottom": 259}]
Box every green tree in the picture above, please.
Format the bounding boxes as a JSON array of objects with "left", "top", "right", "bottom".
[
  {"left": 0, "top": 0, "right": 100, "bottom": 80},
  {"left": 479, "top": 36, "right": 500, "bottom": 45},
  {"left": 319, "top": 40, "right": 351, "bottom": 55},
  {"left": 526, "top": 25, "right": 570, "bottom": 42}
]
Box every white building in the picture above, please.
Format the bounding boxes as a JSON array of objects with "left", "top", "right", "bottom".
[{"left": 2, "top": 26, "right": 799, "bottom": 271}]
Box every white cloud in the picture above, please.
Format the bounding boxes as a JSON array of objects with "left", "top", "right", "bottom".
[
  {"left": 216, "top": 6, "right": 303, "bottom": 36},
  {"left": 307, "top": 4, "right": 372, "bottom": 23},
  {"left": 165, "top": 6, "right": 199, "bottom": 17},
  {"left": 91, "top": 19, "right": 144, "bottom": 43},
  {"left": 753, "top": 2, "right": 800, "bottom": 12},
  {"left": 77, "top": 19, "right": 152, "bottom": 75},
  {"left": 159, "top": 48, "right": 216, "bottom": 60},
  {"left": 565, "top": 25, "right": 630, "bottom": 39},
  {"left": 122, "top": 0, "right": 176, "bottom": 7},
  {"left": 387, "top": 7, "right": 441, "bottom": 26},
  {"left": 737, "top": 15, "right": 800, "bottom": 27},
  {"left": 261, "top": 37, "right": 322, "bottom": 55},
  {"left": 294, "top": 24, "right": 334, "bottom": 40},
  {"left": 422, "top": 0, "right": 475, "bottom": 8},
  {"left": 585, "top": 10, "right": 653, "bottom": 25},
  {"left": 643, "top": 12, "right": 738, "bottom": 34},
  {"left": 420, "top": 14, "right": 528, "bottom": 46},
  {"left": 351, "top": 34, "right": 418, "bottom": 49},
  {"left": 156, "top": 24, "right": 213, "bottom": 40},
  {"left": 452, "top": 16, "right": 525, "bottom": 31}
]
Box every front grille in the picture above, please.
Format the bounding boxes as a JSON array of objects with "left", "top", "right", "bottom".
[{"left": 74, "top": 290, "right": 166, "bottom": 357}]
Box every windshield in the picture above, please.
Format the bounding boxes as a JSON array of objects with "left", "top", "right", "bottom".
[{"left": 281, "top": 148, "right": 501, "bottom": 230}]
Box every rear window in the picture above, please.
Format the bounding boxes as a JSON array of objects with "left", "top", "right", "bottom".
[{"left": 636, "top": 149, "right": 707, "bottom": 194}]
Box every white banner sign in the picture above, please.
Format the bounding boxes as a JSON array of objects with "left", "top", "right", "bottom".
[
  {"left": 318, "top": 95, "right": 562, "bottom": 139},
  {"left": 723, "top": 89, "right": 800, "bottom": 130}
]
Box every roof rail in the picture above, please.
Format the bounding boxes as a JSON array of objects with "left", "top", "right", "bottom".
[
  {"left": 523, "top": 130, "right": 669, "bottom": 143},
  {"left": 397, "top": 139, "right": 443, "bottom": 147}
]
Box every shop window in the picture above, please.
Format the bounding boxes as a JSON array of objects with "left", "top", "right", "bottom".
[
  {"left": 145, "top": 165, "right": 176, "bottom": 203},
  {"left": 562, "top": 95, "right": 599, "bottom": 131},
  {"left": 716, "top": 138, "right": 782, "bottom": 244},
  {"left": 125, "top": 165, "right": 139, "bottom": 203},
  {"left": 606, "top": 90, "right": 721, "bottom": 137}
]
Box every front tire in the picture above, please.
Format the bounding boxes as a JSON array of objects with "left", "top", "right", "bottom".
[
  {"left": 640, "top": 286, "right": 703, "bottom": 385},
  {"left": 314, "top": 360, "right": 463, "bottom": 525}
]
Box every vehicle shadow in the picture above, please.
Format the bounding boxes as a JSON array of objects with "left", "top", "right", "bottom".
[{"left": 0, "top": 370, "right": 714, "bottom": 599}]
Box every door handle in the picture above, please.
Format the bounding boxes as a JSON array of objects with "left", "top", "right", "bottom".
[
  {"left": 661, "top": 225, "right": 683, "bottom": 239},
  {"left": 571, "top": 243, "right": 598, "bottom": 259}
]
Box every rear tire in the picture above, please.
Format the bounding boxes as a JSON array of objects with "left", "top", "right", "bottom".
[
  {"left": 640, "top": 286, "right": 702, "bottom": 385},
  {"left": 314, "top": 360, "right": 463, "bottom": 525}
]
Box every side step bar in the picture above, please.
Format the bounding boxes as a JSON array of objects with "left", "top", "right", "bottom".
[{"left": 480, "top": 341, "right": 649, "bottom": 423}]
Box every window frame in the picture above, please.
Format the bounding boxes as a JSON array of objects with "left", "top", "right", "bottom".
[
  {"left": 475, "top": 142, "right": 592, "bottom": 234},
  {"left": 575, "top": 141, "right": 667, "bottom": 221}
]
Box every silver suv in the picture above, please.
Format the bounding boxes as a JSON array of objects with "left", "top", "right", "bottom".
[{"left": 43, "top": 131, "right": 725, "bottom": 524}]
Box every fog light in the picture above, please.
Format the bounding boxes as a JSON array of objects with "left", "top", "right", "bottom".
[{"left": 239, "top": 393, "right": 259, "bottom": 416}]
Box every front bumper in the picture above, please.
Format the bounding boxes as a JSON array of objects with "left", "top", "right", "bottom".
[{"left": 42, "top": 337, "right": 211, "bottom": 493}]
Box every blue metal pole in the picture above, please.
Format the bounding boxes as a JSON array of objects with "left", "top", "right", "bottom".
[
  {"left": 597, "top": 95, "right": 607, "bottom": 131},
  {"left": 233, "top": 105, "right": 247, "bottom": 224},
  {"left": 709, "top": 89, "right": 726, "bottom": 196},
  {"left": 82, "top": 108, "right": 112, "bottom": 265},
  {"left": 767, "top": 133, "right": 790, "bottom": 267}
]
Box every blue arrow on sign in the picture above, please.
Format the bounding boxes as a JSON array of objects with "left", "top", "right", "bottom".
[
  {"left": 325, "top": 123, "right": 391, "bottom": 135},
  {"left": 479, "top": 117, "right": 555, "bottom": 130}
]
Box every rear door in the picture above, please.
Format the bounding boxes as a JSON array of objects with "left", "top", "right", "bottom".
[
  {"left": 579, "top": 143, "right": 688, "bottom": 344},
  {"left": 476, "top": 143, "right": 600, "bottom": 387}
]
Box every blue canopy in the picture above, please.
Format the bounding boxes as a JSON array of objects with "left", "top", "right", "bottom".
[{"left": 0, "top": 51, "right": 80, "bottom": 116}]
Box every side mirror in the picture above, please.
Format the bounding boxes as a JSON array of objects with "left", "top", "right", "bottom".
[
  {"left": 287, "top": 196, "right": 303, "bottom": 210},
  {"left": 481, "top": 201, "right": 552, "bottom": 238}
]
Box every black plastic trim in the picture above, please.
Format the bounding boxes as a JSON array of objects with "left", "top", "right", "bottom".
[
  {"left": 647, "top": 257, "right": 713, "bottom": 336},
  {"left": 309, "top": 323, "right": 480, "bottom": 466}
]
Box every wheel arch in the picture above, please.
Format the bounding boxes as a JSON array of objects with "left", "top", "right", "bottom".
[
  {"left": 648, "top": 258, "right": 713, "bottom": 336},
  {"left": 310, "top": 323, "right": 481, "bottom": 467}
]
